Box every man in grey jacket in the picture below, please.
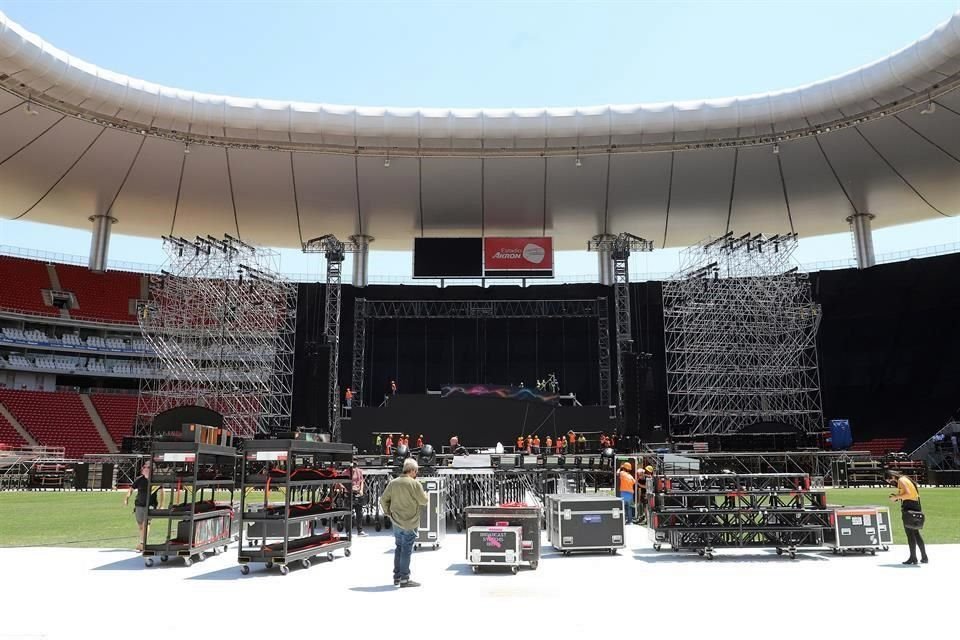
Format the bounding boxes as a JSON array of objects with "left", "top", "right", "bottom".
[{"left": 381, "top": 458, "right": 429, "bottom": 587}]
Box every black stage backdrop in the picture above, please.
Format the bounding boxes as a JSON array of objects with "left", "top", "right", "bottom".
[{"left": 293, "top": 253, "right": 960, "bottom": 449}]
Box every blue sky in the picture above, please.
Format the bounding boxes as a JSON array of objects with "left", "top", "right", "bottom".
[{"left": 1, "top": 0, "right": 959, "bottom": 278}]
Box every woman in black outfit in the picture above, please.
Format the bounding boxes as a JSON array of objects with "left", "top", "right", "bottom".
[{"left": 887, "top": 470, "right": 928, "bottom": 565}]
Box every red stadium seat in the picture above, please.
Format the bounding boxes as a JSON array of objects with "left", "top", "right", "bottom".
[
  {"left": 0, "top": 256, "right": 56, "bottom": 316},
  {"left": 0, "top": 409, "right": 28, "bottom": 449},
  {"left": 90, "top": 393, "right": 138, "bottom": 446},
  {"left": 0, "top": 389, "right": 107, "bottom": 458},
  {"left": 55, "top": 264, "right": 142, "bottom": 323}
]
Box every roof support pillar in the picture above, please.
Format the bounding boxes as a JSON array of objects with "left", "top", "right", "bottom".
[
  {"left": 88, "top": 214, "right": 116, "bottom": 273},
  {"left": 349, "top": 234, "right": 373, "bottom": 287},
  {"left": 593, "top": 233, "right": 615, "bottom": 285},
  {"left": 846, "top": 212, "right": 876, "bottom": 269}
]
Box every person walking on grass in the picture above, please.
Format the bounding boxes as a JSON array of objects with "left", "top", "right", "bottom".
[
  {"left": 123, "top": 462, "right": 163, "bottom": 552},
  {"left": 381, "top": 458, "right": 429, "bottom": 587},
  {"left": 887, "top": 470, "right": 928, "bottom": 565}
]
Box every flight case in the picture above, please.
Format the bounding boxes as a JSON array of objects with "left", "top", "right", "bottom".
[
  {"left": 467, "top": 525, "right": 523, "bottom": 574},
  {"left": 546, "top": 494, "right": 625, "bottom": 555},
  {"left": 416, "top": 476, "right": 447, "bottom": 550}
]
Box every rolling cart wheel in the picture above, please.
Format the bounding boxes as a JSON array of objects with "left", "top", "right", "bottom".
[
  {"left": 266, "top": 561, "right": 274, "bottom": 569},
  {"left": 831, "top": 548, "right": 838, "bottom": 555},
  {"left": 530, "top": 561, "right": 538, "bottom": 570},
  {"left": 610, "top": 549, "right": 617, "bottom": 555},
  {"left": 563, "top": 551, "right": 571, "bottom": 557},
  {"left": 222, "top": 545, "right": 229, "bottom": 554},
  {"left": 279, "top": 565, "right": 289, "bottom": 576},
  {"left": 776, "top": 548, "right": 783, "bottom": 556},
  {"left": 240, "top": 565, "right": 250, "bottom": 575},
  {"left": 337, "top": 522, "right": 344, "bottom": 533},
  {"left": 882, "top": 545, "right": 889, "bottom": 552},
  {"left": 344, "top": 548, "right": 351, "bottom": 557},
  {"left": 375, "top": 522, "right": 382, "bottom": 532},
  {"left": 869, "top": 549, "right": 876, "bottom": 556},
  {"left": 160, "top": 555, "right": 169, "bottom": 562},
  {"left": 144, "top": 558, "right": 154, "bottom": 568},
  {"left": 705, "top": 552, "right": 714, "bottom": 561},
  {"left": 698, "top": 550, "right": 705, "bottom": 557},
  {"left": 183, "top": 557, "right": 193, "bottom": 568},
  {"left": 511, "top": 566, "right": 518, "bottom": 575},
  {"left": 415, "top": 544, "right": 420, "bottom": 550},
  {"left": 327, "top": 552, "right": 334, "bottom": 562},
  {"left": 653, "top": 544, "right": 661, "bottom": 551},
  {"left": 471, "top": 566, "right": 478, "bottom": 574},
  {"left": 433, "top": 544, "right": 439, "bottom": 550},
  {"left": 213, "top": 547, "right": 221, "bottom": 555},
  {"left": 789, "top": 551, "right": 797, "bottom": 560},
  {"left": 302, "top": 559, "right": 311, "bottom": 570}
]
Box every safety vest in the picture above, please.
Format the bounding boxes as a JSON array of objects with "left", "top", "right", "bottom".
[
  {"left": 618, "top": 470, "right": 636, "bottom": 494},
  {"left": 568, "top": 433, "right": 576, "bottom": 444},
  {"left": 546, "top": 437, "right": 553, "bottom": 448},
  {"left": 517, "top": 437, "right": 523, "bottom": 449}
]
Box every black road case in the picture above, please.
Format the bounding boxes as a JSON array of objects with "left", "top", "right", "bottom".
[
  {"left": 464, "top": 504, "right": 541, "bottom": 569},
  {"left": 546, "top": 494, "right": 625, "bottom": 555},
  {"left": 467, "top": 525, "right": 523, "bottom": 574},
  {"left": 826, "top": 506, "right": 893, "bottom": 555},
  {"left": 416, "top": 476, "right": 447, "bottom": 550}
]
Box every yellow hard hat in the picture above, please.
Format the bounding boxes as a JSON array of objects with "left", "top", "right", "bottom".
[
  {"left": 645, "top": 466, "right": 655, "bottom": 473},
  {"left": 622, "top": 461, "right": 633, "bottom": 471}
]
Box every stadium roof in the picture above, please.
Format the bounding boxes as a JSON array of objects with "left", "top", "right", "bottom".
[{"left": 1, "top": 10, "right": 959, "bottom": 250}]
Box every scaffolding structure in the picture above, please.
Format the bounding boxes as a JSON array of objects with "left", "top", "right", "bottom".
[
  {"left": 136, "top": 235, "right": 297, "bottom": 438},
  {"left": 587, "top": 233, "right": 655, "bottom": 423},
  {"left": 302, "top": 235, "right": 364, "bottom": 442},
  {"left": 662, "top": 232, "right": 822, "bottom": 437}
]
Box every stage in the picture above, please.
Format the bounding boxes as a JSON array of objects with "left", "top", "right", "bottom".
[
  {"left": 347, "top": 392, "right": 613, "bottom": 452},
  {"left": 1, "top": 528, "right": 954, "bottom": 639}
]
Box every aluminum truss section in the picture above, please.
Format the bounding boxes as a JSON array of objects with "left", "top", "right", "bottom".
[
  {"left": 662, "top": 232, "right": 822, "bottom": 437},
  {"left": 588, "top": 233, "right": 654, "bottom": 423},
  {"left": 303, "top": 235, "right": 364, "bottom": 442},
  {"left": 351, "top": 298, "right": 611, "bottom": 409},
  {"left": 137, "top": 235, "right": 297, "bottom": 438}
]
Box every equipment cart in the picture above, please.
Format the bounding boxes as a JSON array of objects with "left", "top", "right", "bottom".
[
  {"left": 545, "top": 494, "right": 624, "bottom": 555},
  {"left": 142, "top": 439, "right": 238, "bottom": 567},
  {"left": 415, "top": 476, "right": 447, "bottom": 550},
  {"left": 464, "top": 504, "right": 541, "bottom": 569},
  {"left": 826, "top": 506, "right": 893, "bottom": 555},
  {"left": 238, "top": 440, "right": 353, "bottom": 575},
  {"left": 467, "top": 525, "right": 524, "bottom": 574}
]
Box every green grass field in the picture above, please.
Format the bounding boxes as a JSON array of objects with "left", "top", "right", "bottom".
[{"left": 0, "top": 488, "right": 957, "bottom": 548}]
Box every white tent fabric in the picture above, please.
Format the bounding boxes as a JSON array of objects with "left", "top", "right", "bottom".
[{"left": 0, "top": 10, "right": 958, "bottom": 250}]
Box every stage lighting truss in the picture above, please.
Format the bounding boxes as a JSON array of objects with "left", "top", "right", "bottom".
[
  {"left": 662, "top": 232, "right": 823, "bottom": 437},
  {"left": 135, "top": 234, "right": 297, "bottom": 438}
]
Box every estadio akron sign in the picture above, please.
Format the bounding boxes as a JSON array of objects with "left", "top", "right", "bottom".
[{"left": 483, "top": 237, "right": 554, "bottom": 278}]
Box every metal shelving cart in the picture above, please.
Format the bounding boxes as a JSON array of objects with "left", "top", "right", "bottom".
[
  {"left": 142, "top": 441, "right": 238, "bottom": 567},
  {"left": 238, "top": 440, "right": 353, "bottom": 575}
]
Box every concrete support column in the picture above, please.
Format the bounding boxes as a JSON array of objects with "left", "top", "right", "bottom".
[
  {"left": 846, "top": 212, "right": 876, "bottom": 269},
  {"left": 88, "top": 214, "right": 116, "bottom": 272},
  {"left": 593, "top": 233, "right": 615, "bottom": 285},
  {"left": 349, "top": 234, "right": 373, "bottom": 287}
]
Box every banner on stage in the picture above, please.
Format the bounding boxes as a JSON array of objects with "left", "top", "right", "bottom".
[{"left": 441, "top": 383, "right": 559, "bottom": 405}]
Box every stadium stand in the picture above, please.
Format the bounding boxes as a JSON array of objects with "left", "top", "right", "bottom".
[
  {"left": 0, "top": 256, "right": 55, "bottom": 316},
  {"left": 851, "top": 437, "right": 908, "bottom": 457},
  {"left": 55, "top": 263, "right": 142, "bottom": 323},
  {"left": 0, "top": 389, "right": 107, "bottom": 458},
  {"left": 0, "top": 409, "right": 28, "bottom": 449},
  {"left": 90, "top": 393, "right": 138, "bottom": 446}
]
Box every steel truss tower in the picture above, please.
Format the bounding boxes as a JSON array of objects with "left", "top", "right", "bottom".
[
  {"left": 136, "top": 235, "right": 297, "bottom": 438},
  {"left": 587, "top": 233, "right": 654, "bottom": 424},
  {"left": 662, "top": 232, "right": 823, "bottom": 437},
  {"left": 350, "top": 298, "right": 612, "bottom": 410},
  {"left": 302, "top": 234, "right": 364, "bottom": 442}
]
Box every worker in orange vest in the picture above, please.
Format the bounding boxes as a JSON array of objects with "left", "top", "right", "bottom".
[
  {"left": 516, "top": 435, "right": 524, "bottom": 452},
  {"left": 526, "top": 435, "right": 533, "bottom": 454},
  {"left": 416, "top": 434, "right": 424, "bottom": 449},
  {"left": 345, "top": 387, "right": 353, "bottom": 409},
  {"left": 568, "top": 431, "right": 577, "bottom": 453},
  {"left": 384, "top": 434, "right": 393, "bottom": 455},
  {"left": 555, "top": 437, "right": 563, "bottom": 454},
  {"left": 533, "top": 435, "right": 541, "bottom": 454},
  {"left": 618, "top": 462, "right": 638, "bottom": 524},
  {"left": 545, "top": 435, "right": 553, "bottom": 452}
]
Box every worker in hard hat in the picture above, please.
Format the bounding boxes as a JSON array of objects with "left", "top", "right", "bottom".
[
  {"left": 617, "top": 461, "right": 638, "bottom": 524},
  {"left": 638, "top": 465, "right": 655, "bottom": 525}
]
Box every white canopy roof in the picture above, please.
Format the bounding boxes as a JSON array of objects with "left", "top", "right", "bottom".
[{"left": 0, "top": 10, "right": 958, "bottom": 250}]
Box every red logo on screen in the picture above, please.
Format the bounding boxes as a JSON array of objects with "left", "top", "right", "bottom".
[{"left": 484, "top": 237, "right": 553, "bottom": 271}]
